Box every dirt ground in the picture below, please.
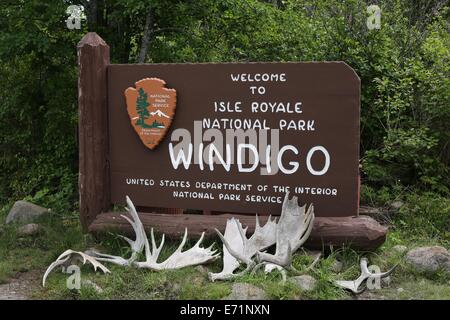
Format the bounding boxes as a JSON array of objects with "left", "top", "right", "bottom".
[{"left": 0, "top": 270, "right": 41, "bottom": 300}]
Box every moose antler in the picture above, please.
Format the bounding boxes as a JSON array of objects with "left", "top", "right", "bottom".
[
  {"left": 135, "top": 228, "right": 219, "bottom": 270},
  {"left": 209, "top": 216, "right": 277, "bottom": 281},
  {"left": 90, "top": 196, "right": 146, "bottom": 266},
  {"left": 256, "top": 192, "right": 314, "bottom": 271},
  {"left": 335, "top": 258, "right": 397, "bottom": 293},
  {"left": 43, "top": 250, "right": 110, "bottom": 287},
  {"left": 212, "top": 192, "right": 315, "bottom": 280},
  {"left": 208, "top": 218, "right": 244, "bottom": 281},
  {"left": 43, "top": 196, "right": 219, "bottom": 287},
  {"left": 90, "top": 196, "right": 219, "bottom": 270}
]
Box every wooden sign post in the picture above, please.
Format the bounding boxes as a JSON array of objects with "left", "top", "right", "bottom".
[
  {"left": 78, "top": 32, "right": 387, "bottom": 250},
  {"left": 77, "top": 33, "right": 110, "bottom": 230}
]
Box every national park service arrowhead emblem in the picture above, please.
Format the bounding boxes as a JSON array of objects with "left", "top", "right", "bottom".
[{"left": 125, "top": 78, "right": 176, "bottom": 150}]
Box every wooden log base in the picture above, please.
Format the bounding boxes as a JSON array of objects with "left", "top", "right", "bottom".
[{"left": 89, "top": 212, "right": 387, "bottom": 251}]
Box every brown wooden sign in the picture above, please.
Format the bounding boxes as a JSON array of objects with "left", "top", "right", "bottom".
[
  {"left": 78, "top": 33, "right": 387, "bottom": 250},
  {"left": 108, "top": 62, "right": 360, "bottom": 217}
]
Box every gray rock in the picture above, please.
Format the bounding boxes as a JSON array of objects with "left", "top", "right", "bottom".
[
  {"left": 195, "top": 265, "right": 209, "bottom": 274},
  {"left": 291, "top": 275, "right": 317, "bottom": 292},
  {"left": 82, "top": 280, "right": 103, "bottom": 294},
  {"left": 6, "top": 201, "right": 49, "bottom": 225},
  {"left": 17, "top": 223, "right": 41, "bottom": 236},
  {"left": 331, "top": 260, "right": 343, "bottom": 273},
  {"left": 225, "top": 283, "right": 268, "bottom": 300},
  {"left": 390, "top": 200, "right": 404, "bottom": 210},
  {"left": 406, "top": 246, "right": 450, "bottom": 273},
  {"left": 392, "top": 245, "right": 408, "bottom": 254},
  {"left": 381, "top": 276, "right": 391, "bottom": 287},
  {"left": 172, "top": 283, "right": 182, "bottom": 293}
]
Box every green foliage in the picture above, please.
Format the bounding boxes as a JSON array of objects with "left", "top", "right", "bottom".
[
  {"left": 361, "top": 184, "right": 449, "bottom": 243},
  {"left": 0, "top": 0, "right": 448, "bottom": 241},
  {"left": 1, "top": 2, "right": 449, "bottom": 299},
  {"left": 0, "top": 1, "right": 79, "bottom": 212},
  {"left": 395, "top": 192, "right": 450, "bottom": 242}
]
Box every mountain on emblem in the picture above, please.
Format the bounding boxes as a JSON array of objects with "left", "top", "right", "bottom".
[
  {"left": 124, "top": 78, "right": 176, "bottom": 150},
  {"left": 150, "top": 109, "right": 170, "bottom": 118}
]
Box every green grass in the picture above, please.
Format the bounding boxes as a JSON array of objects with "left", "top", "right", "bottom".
[
  {"left": 381, "top": 279, "right": 450, "bottom": 300},
  {"left": 1, "top": 189, "right": 449, "bottom": 300}
]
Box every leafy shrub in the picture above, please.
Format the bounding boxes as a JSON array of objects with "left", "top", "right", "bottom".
[{"left": 0, "top": 0, "right": 448, "bottom": 216}]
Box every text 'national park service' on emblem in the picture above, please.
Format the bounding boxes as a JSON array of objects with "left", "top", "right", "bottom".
[{"left": 125, "top": 78, "right": 177, "bottom": 150}]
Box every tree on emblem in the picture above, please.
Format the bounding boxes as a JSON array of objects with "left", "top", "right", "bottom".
[{"left": 135, "top": 88, "right": 150, "bottom": 127}]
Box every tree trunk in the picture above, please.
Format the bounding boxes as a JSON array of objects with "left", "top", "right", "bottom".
[
  {"left": 138, "top": 9, "right": 154, "bottom": 63},
  {"left": 84, "top": 0, "right": 97, "bottom": 31}
]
